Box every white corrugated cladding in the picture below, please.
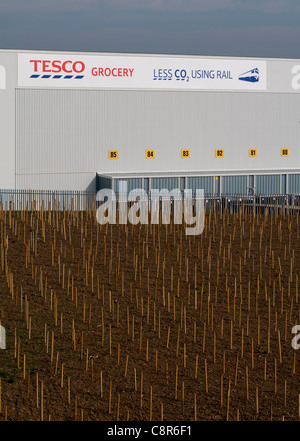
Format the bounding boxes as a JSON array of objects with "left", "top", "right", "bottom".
[
  {"left": 0, "top": 51, "right": 16, "bottom": 189},
  {"left": 16, "top": 89, "right": 300, "bottom": 185},
  {"left": 0, "top": 49, "right": 299, "bottom": 192}
]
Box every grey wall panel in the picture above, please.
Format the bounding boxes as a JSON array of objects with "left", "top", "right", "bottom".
[
  {"left": 114, "top": 178, "right": 143, "bottom": 193},
  {"left": 288, "top": 174, "right": 300, "bottom": 193},
  {"left": 16, "top": 89, "right": 300, "bottom": 193},
  {"left": 187, "top": 176, "right": 214, "bottom": 195},
  {"left": 127, "top": 178, "right": 143, "bottom": 192},
  {"left": 180, "top": 177, "right": 185, "bottom": 191},
  {"left": 144, "top": 178, "right": 149, "bottom": 192},
  {"left": 222, "top": 175, "right": 247, "bottom": 195},
  {"left": 97, "top": 175, "right": 112, "bottom": 191},
  {"left": 281, "top": 174, "right": 287, "bottom": 194},
  {"left": 255, "top": 174, "right": 281, "bottom": 195},
  {"left": 150, "top": 177, "right": 179, "bottom": 191}
]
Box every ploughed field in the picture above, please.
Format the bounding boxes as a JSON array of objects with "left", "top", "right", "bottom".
[{"left": 0, "top": 205, "right": 299, "bottom": 421}]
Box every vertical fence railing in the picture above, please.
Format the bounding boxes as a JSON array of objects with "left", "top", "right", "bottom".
[
  {"left": 0, "top": 189, "right": 299, "bottom": 215},
  {"left": 0, "top": 189, "right": 98, "bottom": 212}
]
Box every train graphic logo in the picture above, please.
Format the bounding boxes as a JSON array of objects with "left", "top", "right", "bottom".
[{"left": 238, "top": 68, "right": 259, "bottom": 83}]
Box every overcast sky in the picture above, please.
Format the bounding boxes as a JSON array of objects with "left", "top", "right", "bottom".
[{"left": 1, "top": 0, "right": 300, "bottom": 58}]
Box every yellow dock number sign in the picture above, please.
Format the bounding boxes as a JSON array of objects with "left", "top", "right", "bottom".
[
  {"left": 249, "top": 148, "right": 257, "bottom": 157},
  {"left": 215, "top": 149, "right": 224, "bottom": 157},
  {"left": 281, "top": 148, "right": 289, "bottom": 156},
  {"left": 181, "top": 149, "right": 190, "bottom": 158},
  {"left": 109, "top": 150, "right": 118, "bottom": 159},
  {"left": 146, "top": 150, "right": 155, "bottom": 158}
]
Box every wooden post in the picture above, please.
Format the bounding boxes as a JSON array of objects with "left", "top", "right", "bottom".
[
  {"left": 204, "top": 359, "right": 208, "bottom": 393},
  {"left": 255, "top": 386, "right": 259, "bottom": 414},
  {"left": 40, "top": 380, "right": 44, "bottom": 421},
  {"left": 109, "top": 380, "right": 112, "bottom": 414},
  {"left": 116, "top": 393, "right": 120, "bottom": 421},
  {"left": 245, "top": 365, "right": 249, "bottom": 400},
  {"left": 226, "top": 378, "right": 231, "bottom": 421},
  {"left": 140, "top": 371, "right": 143, "bottom": 408},
  {"left": 149, "top": 386, "right": 153, "bottom": 421},
  {"left": 36, "top": 372, "right": 39, "bottom": 409}
]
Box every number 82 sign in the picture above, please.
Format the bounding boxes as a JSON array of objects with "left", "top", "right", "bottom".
[{"left": 215, "top": 149, "right": 224, "bottom": 157}]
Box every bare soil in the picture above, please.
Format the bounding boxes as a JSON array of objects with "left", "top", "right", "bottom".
[{"left": 0, "top": 207, "right": 299, "bottom": 421}]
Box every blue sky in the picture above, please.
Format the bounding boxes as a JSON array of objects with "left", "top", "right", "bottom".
[{"left": 1, "top": 0, "right": 300, "bottom": 58}]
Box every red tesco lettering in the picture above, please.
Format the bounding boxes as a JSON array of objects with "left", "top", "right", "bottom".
[{"left": 30, "top": 59, "right": 85, "bottom": 74}]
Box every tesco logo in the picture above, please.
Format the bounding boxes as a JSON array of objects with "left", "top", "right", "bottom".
[{"left": 29, "top": 59, "right": 85, "bottom": 79}]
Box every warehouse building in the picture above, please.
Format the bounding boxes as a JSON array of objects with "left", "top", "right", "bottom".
[{"left": 0, "top": 49, "right": 299, "bottom": 202}]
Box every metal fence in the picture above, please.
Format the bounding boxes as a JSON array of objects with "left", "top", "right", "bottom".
[
  {"left": 0, "top": 188, "right": 299, "bottom": 215},
  {"left": 0, "top": 189, "right": 97, "bottom": 211}
]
